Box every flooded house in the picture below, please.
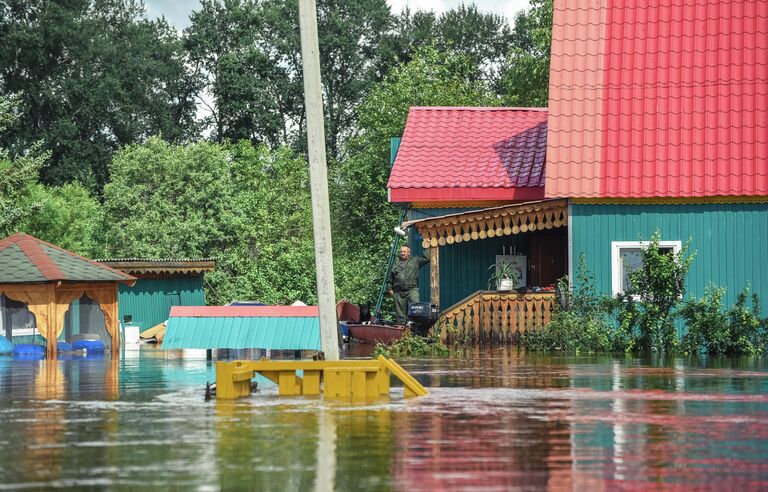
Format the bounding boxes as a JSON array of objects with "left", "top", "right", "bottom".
[{"left": 388, "top": 0, "right": 768, "bottom": 342}]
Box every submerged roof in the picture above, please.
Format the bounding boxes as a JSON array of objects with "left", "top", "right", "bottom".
[
  {"left": 388, "top": 107, "right": 548, "bottom": 202},
  {"left": 0, "top": 233, "right": 136, "bottom": 285},
  {"left": 95, "top": 258, "right": 216, "bottom": 275},
  {"left": 162, "top": 305, "right": 321, "bottom": 350},
  {"left": 546, "top": 0, "right": 768, "bottom": 198}
]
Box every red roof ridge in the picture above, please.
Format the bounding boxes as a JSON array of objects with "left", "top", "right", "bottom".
[
  {"left": 409, "top": 106, "right": 548, "bottom": 112},
  {"left": 170, "top": 305, "right": 320, "bottom": 318},
  {"left": 16, "top": 235, "right": 65, "bottom": 280}
]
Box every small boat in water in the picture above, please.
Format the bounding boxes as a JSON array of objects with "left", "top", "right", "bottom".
[{"left": 346, "top": 323, "right": 406, "bottom": 344}]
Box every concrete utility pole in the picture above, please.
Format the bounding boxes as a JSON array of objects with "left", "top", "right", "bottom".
[{"left": 298, "top": 0, "right": 339, "bottom": 360}]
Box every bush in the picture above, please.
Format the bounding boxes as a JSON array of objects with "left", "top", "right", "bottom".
[
  {"left": 679, "top": 285, "right": 730, "bottom": 355},
  {"left": 620, "top": 231, "right": 695, "bottom": 353},
  {"left": 680, "top": 285, "right": 767, "bottom": 356},
  {"left": 374, "top": 330, "right": 449, "bottom": 358},
  {"left": 523, "top": 256, "right": 633, "bottom": 353}
]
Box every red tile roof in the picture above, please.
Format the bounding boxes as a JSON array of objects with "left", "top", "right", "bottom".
[
  {"left": 546, "top": 0, "right": 768, "bottom": 198},
  {"left": 388, "top": 107, "right": 548, "bottom": 203}
]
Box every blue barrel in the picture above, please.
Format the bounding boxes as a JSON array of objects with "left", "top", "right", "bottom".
[
  {"left": 72, "top": 339, "right": 106, "bottom": 353},
  {"left": 13, "top": 343, "right": 45, "bottom": 359},
  {"left": 0, "top": 335, "right": 13, "bottom": 354},
  {"left": 57, "top": 341, "right": 73, "bottom": 353}
]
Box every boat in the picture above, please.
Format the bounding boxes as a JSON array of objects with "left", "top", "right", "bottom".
[{"left": 346, "top": 323, "right": 407, "bottom": 344}]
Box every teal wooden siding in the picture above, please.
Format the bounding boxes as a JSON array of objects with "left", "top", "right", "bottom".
[
  {"left": 118, "top": 276, "right": 206, "bottom": 331},
  {"left": 414, "top": 234, "right": 527, "bottom": 309},
  {"left": 571, "top": 203, "right": 768, "bottom": 312}
]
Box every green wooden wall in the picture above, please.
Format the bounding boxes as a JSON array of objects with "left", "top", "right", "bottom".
[
  {"left": 118, "top": 276, "right": 206, "bottom": 331},
  {"left": 571, "top": 202, "right": 768, "bottom": 312}
]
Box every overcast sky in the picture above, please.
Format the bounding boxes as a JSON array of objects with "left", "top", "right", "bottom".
[{"left": 144, "top": 0, "right": 532, "bottom": 29}]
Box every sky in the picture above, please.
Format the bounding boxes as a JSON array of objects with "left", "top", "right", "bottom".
[{"left": 144, "top": 0, "right": 532, "bottom": 29}]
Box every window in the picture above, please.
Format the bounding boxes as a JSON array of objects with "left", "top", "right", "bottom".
[
  {"left": 0, "top": 295, "right": 38, "bottom": 339},
  {"left": 611, "top": 240, "right": 681, "bottom": 296}
]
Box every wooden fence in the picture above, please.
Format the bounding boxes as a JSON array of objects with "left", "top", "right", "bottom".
[{"left": 435, "top": 291, "right": 556, "bottom": 345}]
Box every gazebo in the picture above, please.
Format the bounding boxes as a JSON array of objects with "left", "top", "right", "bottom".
[{"left": 0, "top": 233, "right": 136, "bottom": 357}]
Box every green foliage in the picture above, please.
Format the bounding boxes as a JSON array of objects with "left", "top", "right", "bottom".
[
  {"left": 0, "top": 95, "right": 48, "bottom": 237},
  {"left": 500, "top": 0, "right": 553, "bottom": 107},
  {"left": 487, "top": 259, "right": 518, "bottom": 290},
  {"left": 619, "top": 232, "right": 695, "bottom": 353},
  {"left": 679, "top": 285, "right": 729, "bottom": 355},
  {"left": 523, "top": 256, "right": 633, "bottom": 353},
  {"left": 0, "top": 1, "right": 197, "bottom": 189},
  {"left": 102, "top": 137, "right": 316, "bottom": 305},
  {"left": 681, "top": 285, "right": 768, "bottom": 355},
  {"left": 379, "top": 5, "right": 513, "bottom": 84},
  {"left": 19, "top": 183, "right": 103, "bottom": 258},
  {"left": 374, "top": 331, "right": 449, "bottom": 358},
  {"left": 333, "top": 47, "right": 497, "bottom": 304}
]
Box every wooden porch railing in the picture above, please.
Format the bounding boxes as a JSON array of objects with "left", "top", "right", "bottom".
[{"left": 435, "top": 291, "right": 556, "bottom": 345}]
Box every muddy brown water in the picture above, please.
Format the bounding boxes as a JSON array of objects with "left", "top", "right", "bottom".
[{"left": 1, "top": 346, "right": 767, "bottom": 490}]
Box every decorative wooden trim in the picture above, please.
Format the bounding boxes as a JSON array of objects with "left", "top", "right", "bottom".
[
  {"left": 405, "top": 199, "right": 569, "bottom": 248},
  {"left": 411, "top": 201, "right": 511, "bottom": 209},
  {"left": 436, "top": 290, "right": 556, "bottom": 345},
  {"left": 430, "top": 246, "right": 440, "bottom": 307},
  {"left": 573, "top": 196, "right": 768, "bottom": 205}
]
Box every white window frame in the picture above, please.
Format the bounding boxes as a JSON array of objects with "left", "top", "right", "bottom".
[{"left": 611, "top": 240, "right": 682, "bottom": 297}]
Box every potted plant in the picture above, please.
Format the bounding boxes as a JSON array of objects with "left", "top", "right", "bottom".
[{"left": 488, "top": 260, "right": 519, "bottom": 291}]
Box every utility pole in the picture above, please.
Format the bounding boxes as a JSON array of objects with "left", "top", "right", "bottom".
[{"left": 298, "top": 0, "right": 339, "bottom": 360}]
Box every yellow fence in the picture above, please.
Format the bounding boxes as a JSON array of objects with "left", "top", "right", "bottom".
[
  {"left": 216, "top": 355, "right": 429, "bottom": 400},
  {"left": 436, "top": 291, "right": 556, "bottom": 345}
]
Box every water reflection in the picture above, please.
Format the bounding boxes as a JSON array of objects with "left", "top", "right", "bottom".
[{"left": 0, "top": 349, "right": 767, "bottom": 490}]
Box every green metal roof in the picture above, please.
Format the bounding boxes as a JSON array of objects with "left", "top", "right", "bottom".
[
  {"left": 0, "top": 233, "right": 135, "bottom": 284},
  {"left": 162, "top": 306, "right": 321, "bottom": 351}
]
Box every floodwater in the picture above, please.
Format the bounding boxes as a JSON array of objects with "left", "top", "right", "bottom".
[{"left": 1, "top": 347, "right": 768, "bottom": 491}]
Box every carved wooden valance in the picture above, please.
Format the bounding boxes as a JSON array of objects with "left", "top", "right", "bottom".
[{"left": 405, "top": 199, "right": 569, "bottom": 249}]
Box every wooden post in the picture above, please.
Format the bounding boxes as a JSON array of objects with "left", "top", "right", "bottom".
[
  {"left": 430, "top": 246, "right": 439, "bottom": 307},
  {"left": 298, "top": 0, "right": 339, "bottom": 360}
]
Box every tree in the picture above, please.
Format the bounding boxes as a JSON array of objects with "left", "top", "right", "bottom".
[
  {"left": 0, "top": 95, "right": 48, "bottom": 237},
  {"left": 0, "top": 0, "right": 198, "bottom": 189},
  {"left": 185, "top": 0, "right": 393, "bottom": 159},
  {"left": 19, "top": 182, "right": 103, "bottom": 257},
  {"left": 378, "top": 4, "right": 513, "bottom": 86},
  {"left": 184, "top": 0, "right": 294, "bottom": 146},
  {"left": 332, "top": 47, "right": 498, "bottom": 302},
  {"left": 499, "top": 0, "right": 553, "bottom": 107},
  {"left": 102, "top": 137, "right": 318, "bottom": 305}
]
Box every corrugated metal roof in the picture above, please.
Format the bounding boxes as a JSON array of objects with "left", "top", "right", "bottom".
[
  {"left": 546, "top": 0, "right": 768, "bottom": 198},
  {"left": 162, "top": 305, "right": 321, "bottom": 350},
  {"left": 0, "top": 233, "right": 136, "bottom": 284},
  {"left": 388, "top": 107, "right": 548, "bottom": 203}
]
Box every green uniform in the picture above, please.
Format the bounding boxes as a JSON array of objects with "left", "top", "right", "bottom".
[{"left": 387, "top": 249, "right": 430, "bottom": 324}]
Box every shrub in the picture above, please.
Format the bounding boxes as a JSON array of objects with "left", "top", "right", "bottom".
[
  {"left": 680, "top": 285, "right": 768, "bottom": 356},
  {"left": 523, "top": 256, "right": 633, "bottom": 353},
  {"left": 679, "top": 285, "right": 729, "bottom": 355},
  {"left": 374, "top": 330, "right": 449, "bottom": 358},
  {"left": 620, "top": 231, "right": 695, "bottom": 353}
]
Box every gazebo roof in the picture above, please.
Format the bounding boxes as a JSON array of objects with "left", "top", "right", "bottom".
[{"left": 0, "top": 232, "right": 136, "bottom": 285}]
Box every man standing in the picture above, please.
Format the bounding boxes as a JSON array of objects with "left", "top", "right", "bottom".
[{"left": 387, "top": 245, "right": 430, "bottom": 325}]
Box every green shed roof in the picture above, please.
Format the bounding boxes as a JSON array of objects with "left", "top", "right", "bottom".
[
  {"left": 162, "top": 306, "right": 321, "bottom": 351},
  {"left": 0, "top": 233, "right": 136, "bottom": 284}
]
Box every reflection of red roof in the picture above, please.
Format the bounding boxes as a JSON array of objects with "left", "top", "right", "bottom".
[
  {"left": 388, "top": 107, "right": 548, "bottom": 202},
  {"left": 546, "top": 0, "right": 768, "bottom": 198}
]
